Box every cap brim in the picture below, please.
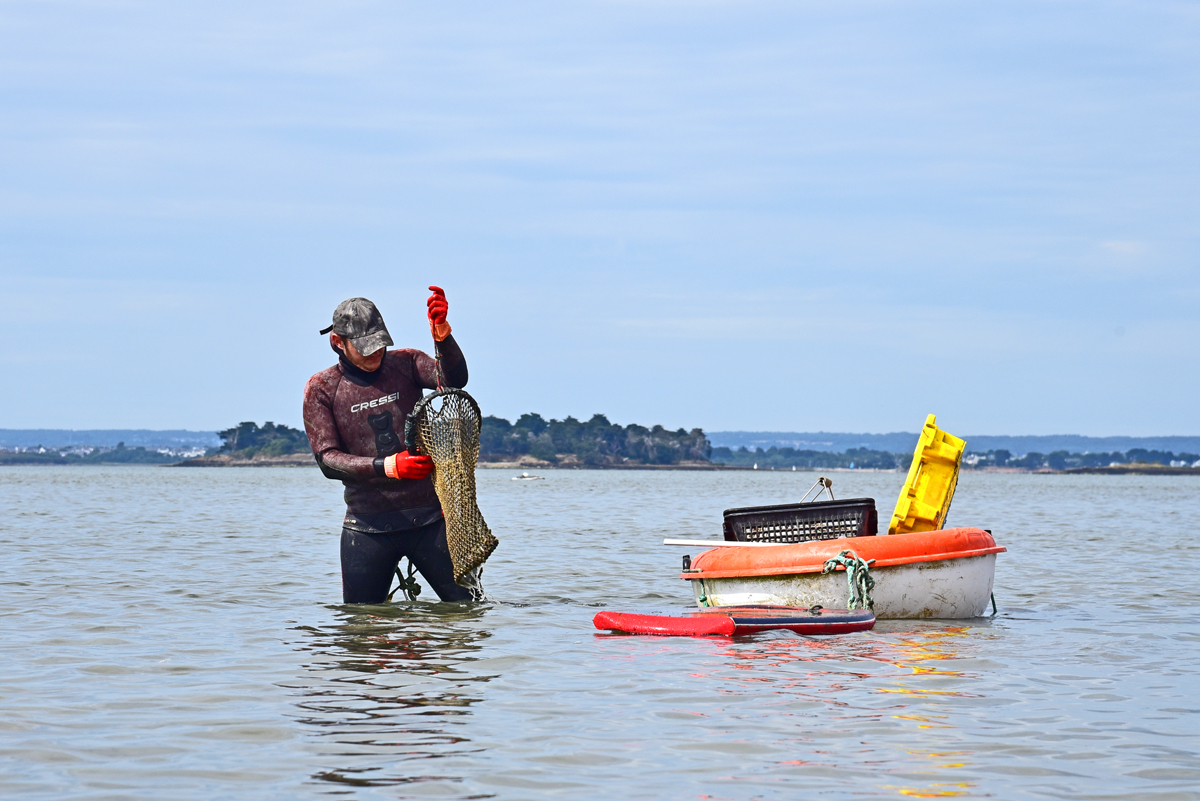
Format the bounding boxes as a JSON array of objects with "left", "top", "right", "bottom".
[{"left": 352, "top": 329, "right": 393, "bottom": 357}]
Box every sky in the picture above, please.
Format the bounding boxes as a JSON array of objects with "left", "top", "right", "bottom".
[{"left": 1, "top": 0, "right": 1197, "bottom": 436}]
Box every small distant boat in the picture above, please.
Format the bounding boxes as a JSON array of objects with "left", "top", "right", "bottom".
[{"left": 512, "top": 472, "right": 544, "bottom": 481}]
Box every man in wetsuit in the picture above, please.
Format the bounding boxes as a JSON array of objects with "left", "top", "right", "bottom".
[{"left": 303, "top": 289, "right": 473, "bottom": 603}]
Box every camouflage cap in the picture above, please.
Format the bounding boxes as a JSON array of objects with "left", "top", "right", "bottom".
[{"left": 319, "top": 297, "right": 394, "bottom": 357}]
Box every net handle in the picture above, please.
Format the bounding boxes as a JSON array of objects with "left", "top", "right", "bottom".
[
  {"left": 406, "top": 328, "right": 445, "bottom": 454},
  {"left": 433, "top": 339, "right": 445, "bottom": 392}
]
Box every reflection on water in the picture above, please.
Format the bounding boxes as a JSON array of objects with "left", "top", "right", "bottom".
[
  {"left": 289, "top": 602, "right": 495, "bottom": 792},
  {"left": 617, "top": 624, "right": 991, "bottom": 798}
]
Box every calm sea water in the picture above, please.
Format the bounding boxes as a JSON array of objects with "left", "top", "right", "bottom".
[{"left": 1, "top": 466, "right": 1198, "bottom": 799}]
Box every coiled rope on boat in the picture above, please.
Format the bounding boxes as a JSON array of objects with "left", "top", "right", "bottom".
[{"left": 822, "top": 549, "right": 876, "bottom": 611}]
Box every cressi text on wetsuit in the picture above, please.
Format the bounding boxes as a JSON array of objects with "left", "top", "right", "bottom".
[{"left": 303, "top": 338, "right": 471, "bottom": 603}]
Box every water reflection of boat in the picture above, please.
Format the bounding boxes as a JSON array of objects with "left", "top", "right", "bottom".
[
  {"left": 706, "top": 623, "right": 984, "bottom": 796},
  {"left": 511, "top": 472, "right": 544, "bottom": 481},
  {"left": 680, "top": 528, "right": 1005, "bottom": 619}
]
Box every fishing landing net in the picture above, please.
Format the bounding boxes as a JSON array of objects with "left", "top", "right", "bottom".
[{"left": 404, "top": 387, "right": 497, "bottom": 595}]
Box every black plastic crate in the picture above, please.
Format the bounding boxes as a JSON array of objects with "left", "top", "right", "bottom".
[{"left": 722, "top": 498, "right": 878, "bottom": 543}]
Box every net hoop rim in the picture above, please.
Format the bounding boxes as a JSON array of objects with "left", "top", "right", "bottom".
[{"left": 404, "top": 387, "right": 482, "bottom": 453}]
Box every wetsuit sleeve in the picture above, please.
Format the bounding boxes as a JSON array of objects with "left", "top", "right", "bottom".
[
  {"left": 315, "top": 448, "right": 379, "bottom": 481},
  {"left": 303, "top": 371, "right": 378, "bottom": 481},
  {"left": 415, "top": 334, "right": 468, "bottom": 389}
]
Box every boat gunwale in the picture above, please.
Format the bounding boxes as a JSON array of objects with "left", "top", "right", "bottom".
[
  {"left": 679, "top": 527, "right": 1005, "bottom": 580},
  {"left": 680, "top": 547, "right": 1004, "bottom": 580}
]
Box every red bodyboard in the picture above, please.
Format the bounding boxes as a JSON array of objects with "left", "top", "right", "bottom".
[
  {"left": 593, "top": 606, "right": 874, "bottom": 637},
  {"left": 593, "top": 610, "right": 736, "bottom": 637}
]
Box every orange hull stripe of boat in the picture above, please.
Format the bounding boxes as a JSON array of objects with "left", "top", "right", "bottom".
[{"left": 680, "top": 527, "right": 1006, "bottom": 580}]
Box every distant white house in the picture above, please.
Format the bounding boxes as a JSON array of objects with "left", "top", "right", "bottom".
[{"left": 156, "top": 447, "right": 208, "bottom": 458}]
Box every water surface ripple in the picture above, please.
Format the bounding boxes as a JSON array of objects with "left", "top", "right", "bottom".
[{"left": 1, "top": 467, "right": 1197, "bottom": 799}]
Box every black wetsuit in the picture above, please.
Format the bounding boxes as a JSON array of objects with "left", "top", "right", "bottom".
[
  {"left": 303, "top": 339, "right": 473, "bottom": 603},
  {"left": 340, "top": 508, "right": 468, "bottom": 603}
]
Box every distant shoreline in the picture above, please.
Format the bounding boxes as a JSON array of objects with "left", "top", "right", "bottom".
[
  {"left": 171, "top": 454, "right": 314, "bottom": 467},
  {"left": 3, "top": 454, "right": 1196, "bottom": 476},
  {"left": 477, "top": 461, "right": 742, "bottom": 471},
  {"left": 1059, "top": 463, "right": 1200, "bottom": 476},
  {"left": 164, "top": 459, "right": 1196, "bottom": 475}
]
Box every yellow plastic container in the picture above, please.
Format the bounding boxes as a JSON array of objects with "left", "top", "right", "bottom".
[{"left": 888, "top": 414, "right": 965, "bottom": 535}]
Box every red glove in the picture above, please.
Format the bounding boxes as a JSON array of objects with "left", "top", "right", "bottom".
[
  {"left": 427, "top": 285, "right": 451, "bottom": 342},
  {"left": 383, "top": 451, "right": 434, "bottom": 480}
]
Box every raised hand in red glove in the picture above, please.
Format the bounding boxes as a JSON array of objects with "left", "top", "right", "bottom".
[
  {"left": 383, "top": 451, "right": 434, "bottom": 480},
  {"left": 427, "top": 285, "right": 451, "bottom": 342}
]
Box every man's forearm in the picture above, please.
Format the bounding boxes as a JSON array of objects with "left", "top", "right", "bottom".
[
  {"left": 436, "top": 334, "right": 469, "bottom": 388},
  {"left": 315, "top": 448, "right": 379, "bottom": 481}
]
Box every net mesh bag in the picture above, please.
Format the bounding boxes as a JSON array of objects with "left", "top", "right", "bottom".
[{"left": 404, "top": 388, "right": 498, "bottom": 589}]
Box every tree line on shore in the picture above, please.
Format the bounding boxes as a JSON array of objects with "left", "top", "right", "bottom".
[
  {"left": 717, "top": 446, "right": 1200, "bottom": 471},
  {"left": 215, "top": 422, "right": 309, "bottom": 457},
  {"left": 0, "top": 442, "right": 191, "bottom": 465},
  {"left": 709, "top": 445, "right": 910, "bottom": 470},
  {"left": 0, "top": 422, "right": 309, "bottom": 464},
  {"left": 480, "top": 414, "right": 710, "bottom": 465},
  {"left": 966, "top": 448, "right": 1200, "bottom": 470},
  {"left": 211, "top": 416, "right": 715, "bottom": 466},
  {"left": 5, "top": 418, "right": 1199, "bottom": 470}
]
